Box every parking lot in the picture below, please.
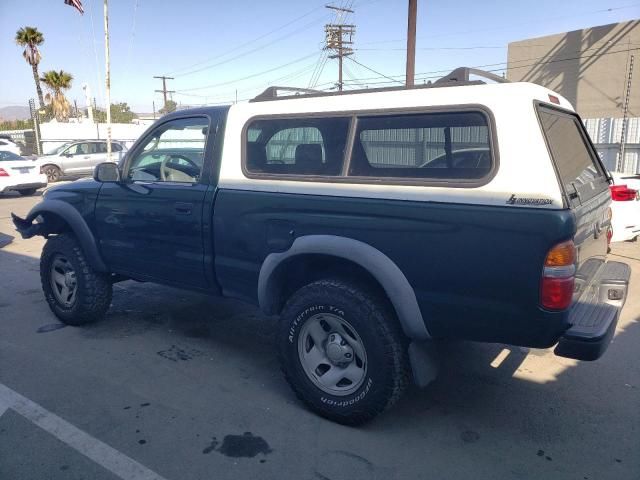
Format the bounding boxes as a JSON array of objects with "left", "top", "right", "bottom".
[{"left": 1, "top": 190, "right": 639, "bottom": 480}]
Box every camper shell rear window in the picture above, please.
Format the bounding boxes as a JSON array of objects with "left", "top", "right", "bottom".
[{"left": 537, "top": 104, "right": 608, "bottom": 206}]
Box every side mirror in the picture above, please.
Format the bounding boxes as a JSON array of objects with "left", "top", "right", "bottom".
[
  {"left": 94, "top": 162, "right": 121, "bottom": 183},
  {"left": 63, "top": 153, "right": 73, "bottom": 157}
]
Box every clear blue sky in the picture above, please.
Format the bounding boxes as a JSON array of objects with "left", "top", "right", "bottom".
[{"left": 0, "top": 0, "right": 638, "bottom": 113}]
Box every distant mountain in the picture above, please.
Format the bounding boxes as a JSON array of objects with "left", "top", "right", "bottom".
[{"left": 0, "top": 106, "right": 31, "bottom": 121}]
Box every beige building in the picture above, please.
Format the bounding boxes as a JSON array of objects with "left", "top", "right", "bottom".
[{"left": 507, "top": 20, "right": 639, "bottom": 118}]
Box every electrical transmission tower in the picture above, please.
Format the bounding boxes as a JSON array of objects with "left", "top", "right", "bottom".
[
  {"left": 325, "top": 5, "right": 355, "bottom": 91},
  {"left": 154, "top": 76, "right": 175, "bottom": 108}
]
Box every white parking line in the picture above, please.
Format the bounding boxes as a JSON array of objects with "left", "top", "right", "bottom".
[{"left": 0, "top": 383, "right": 170, "bottom": 480}]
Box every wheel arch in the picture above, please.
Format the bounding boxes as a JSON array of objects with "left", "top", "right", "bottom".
[
  {"left": 258, "top": 235, "right": 430, "bottom": 340},
  {"left": 13, "top": 199, "right": 107, "bottom": 272}
]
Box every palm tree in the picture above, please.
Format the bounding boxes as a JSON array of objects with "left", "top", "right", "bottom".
[
  {"left": 15, "top": 26, "right": 45, "bottom": 109},
  {"left": 40, "top": 70, "right": 74, "bottom": 121}
]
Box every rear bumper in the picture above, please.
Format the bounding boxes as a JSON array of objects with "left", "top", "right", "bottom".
[{"left": 554, "top": 261, "right": 631, "bottom": 361}]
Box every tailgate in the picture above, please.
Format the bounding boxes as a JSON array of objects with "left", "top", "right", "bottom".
[
  {"left": 537, "top": 104, "right": 611, "bottom": 300},
  {"left": 537, "top": 103, "right": 630, "bottom": 360}
]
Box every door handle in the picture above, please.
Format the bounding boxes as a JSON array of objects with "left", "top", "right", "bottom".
[
  {"left": 84, "top": 156, "right": 91, "bottom": 159},
  {"left": 174, "top": 202, "right": 193, "bottom": 215}
]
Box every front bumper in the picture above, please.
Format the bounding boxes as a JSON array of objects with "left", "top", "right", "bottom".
[{"left": 555, "top": 261, "right": 631, "bottom": 361}]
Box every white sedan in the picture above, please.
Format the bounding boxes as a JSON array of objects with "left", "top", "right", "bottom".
[
  {"left": 610, "top": 172, "right": 640, "bottom": 243},
  {"left": 0, "top": 151, "right": 48, "bottom": 196}
]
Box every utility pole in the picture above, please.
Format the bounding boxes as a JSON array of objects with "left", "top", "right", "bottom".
[
  {"left": 325, "top": 5, "right": 355, "bottom": 91},
  {"left": 83, "top": 84, "right": 94, "bottom": 123},
  {"left": 104, "top": 0, "right": 112, "bottom": 161},
  {"left": 154, "top": 76, "right": 175, "bottom": 108},
  {"left": 618, "top": 54, "right": 634, "bottom": 172},
  {"left": 406, "top": 0, "right": 417, "bottom": 87}
]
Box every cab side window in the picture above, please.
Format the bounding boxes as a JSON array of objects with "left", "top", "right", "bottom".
[{"left": 126, "top": 117, "right": 208, "bottom": 183}]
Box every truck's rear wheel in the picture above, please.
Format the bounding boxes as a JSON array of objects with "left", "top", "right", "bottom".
[
  {"left": 40, "top": 233, "right": 112, "bottom": 325},
  {"left": 278, "top": 279, "right": 409, "bottom": 425}
]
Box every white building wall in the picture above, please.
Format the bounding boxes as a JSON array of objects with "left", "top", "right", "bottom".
[{"left": 39, "top": 122, "right": 150, "bottom": 151}]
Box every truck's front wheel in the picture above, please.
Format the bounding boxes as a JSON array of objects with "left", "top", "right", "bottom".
[
  {"left": 41, "top": 234, "right": 112, "bottom": 325},
  {"left": 278, "top": 279, "right": 409, "bottom": 425}
]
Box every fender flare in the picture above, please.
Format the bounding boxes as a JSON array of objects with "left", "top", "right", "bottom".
[
  {"left": 16, "top": 199, "right": 108, "bottom": 272},
  {"left": 258, "top": 235, "right": 430, "bottom": 340}
]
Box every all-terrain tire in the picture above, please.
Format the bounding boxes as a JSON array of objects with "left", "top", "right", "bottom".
[
  {"left": 278, "top": 279, "right": 410, "bottom": 425},
  {"left": 40, "top": 233, "right": 112, "bottom": 325}
]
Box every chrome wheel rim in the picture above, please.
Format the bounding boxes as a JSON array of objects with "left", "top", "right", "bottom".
[
  {"left": 50, "top": 254, "right": 77, "bottom": 307},
  {"left": 44, "top": 167, "right": 59, "bottom": 182},
  {"left": 297, "top": 313, "right": 367, "bottom": 396}
]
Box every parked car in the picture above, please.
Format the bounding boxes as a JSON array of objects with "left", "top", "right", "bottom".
[
  {"left": 37, "top": 140, "right": 127, "bottom": 182},
  {"left": 0, "top": 136, "right": 22, "bottom": 156},
  {"left": 12, "top": 68, "right": 630, "bottom": 425},
  {"left": 0, "top": 151, "right": 47, "bottom": 196},
  {"left": 609, "top": 171, "right": 640, "bottom": 242}
]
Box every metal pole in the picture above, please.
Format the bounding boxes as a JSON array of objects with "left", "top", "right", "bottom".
[
  {"left": 104, "top": 0, "right": 112, "bottom": 162},
  {"left": 406, "top": 0, "right": 417, "bottom": 87},
  {"left": 618, "top": 54, "right": 634, "bottom": 172},
  {"left": 338, "top": 26, "right": 343, "bottom": 91}
]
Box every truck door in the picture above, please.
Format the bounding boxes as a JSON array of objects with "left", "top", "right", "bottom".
[{"left": 94, "top": 115, "right": 218, "bottom": 289}]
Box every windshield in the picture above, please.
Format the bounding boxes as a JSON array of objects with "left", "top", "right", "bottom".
[
  {"left": 45, "top": 143, "right": 71, "bottom": 155},
  {"left": 0, "top": 151, "right": 24, "bottom": 161}
]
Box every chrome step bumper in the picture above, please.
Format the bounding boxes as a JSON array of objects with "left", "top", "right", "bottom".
[{"left": 555, "top": 261, "right": 631, "bottom": 361}]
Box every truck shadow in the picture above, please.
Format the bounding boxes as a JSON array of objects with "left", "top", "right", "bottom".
[{"left": 1, "top": 245, "right": 638, "bottom": 475}]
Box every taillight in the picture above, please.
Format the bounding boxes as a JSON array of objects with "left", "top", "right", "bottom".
[
  {"left": 0, "top": 168, "right": 9, "bottom": 177},
  {"left": 610, "top": 184, "right": 638, "bottom": 201},
  {"left": 541, "top": 240, "right": 576, "bottom": 310}
]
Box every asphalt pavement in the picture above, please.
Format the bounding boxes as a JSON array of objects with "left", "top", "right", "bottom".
[{"left": 1, "top": 190, "right": 639, "bottom": 480}]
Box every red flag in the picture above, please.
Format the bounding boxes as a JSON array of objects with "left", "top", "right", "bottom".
[{"left": 64, "top": 0, "right": 84, "bottom": 15}]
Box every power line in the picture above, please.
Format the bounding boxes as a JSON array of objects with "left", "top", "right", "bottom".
[
  {"left": 359, "top": 2, "right": 640, "bottom": 46},
  {"left": 172, "top": 14, "right": 329, "bottom": 78},
  {"left": 174, "top": 61, "right": 321, "bottom": 100},
  {"left": 165, "top": 4, "right": 328, "bottom": 76},
  {"left": 337, "top": 45, "right": 640, "bottom": 87},
  {"left": 175, "top": 51, "right": 320, "bottom": 92},
  {"left": 347, "top": 56, "right": 404, "bottom": 84}
]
